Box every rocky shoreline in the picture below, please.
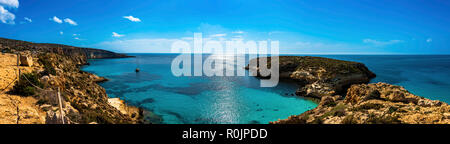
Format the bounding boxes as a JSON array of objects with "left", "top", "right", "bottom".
[
  {"left": 248, "top": 56, "right": 450, "bottom": 124},
  {"left": 3, "top": 36, "right": 449, "bottom": 124},
  {"left": 0, "top": 37, "right": 144, "bottom": 124}
]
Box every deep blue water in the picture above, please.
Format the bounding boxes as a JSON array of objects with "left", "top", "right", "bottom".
[
  {"left": 82, "top": 54, "right": 450, "bottom": 124},
  {"left": 318, "top": 55, "right": 450, "bottom": 103}
]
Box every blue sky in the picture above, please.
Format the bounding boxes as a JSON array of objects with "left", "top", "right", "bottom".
[{"left": 1, "top": 0, "right": 449, "bottom": 54}]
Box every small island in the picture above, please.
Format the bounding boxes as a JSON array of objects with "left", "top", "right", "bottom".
[{"left": 247, "top": 56, "right": 450, "bottom": 124}]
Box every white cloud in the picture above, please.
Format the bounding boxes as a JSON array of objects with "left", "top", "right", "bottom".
[
  {"left": 0, "top": 6, "right": 14, "bottom": 24},
  {"left": 363, "top": 39, "right": 403, "bottom": 46},
  {"left": 123, "top": 16, "right": 141, "bottom": 22},
  {"left": 24, "top": 17, "right": 31, "bottom": 22},
  {"left": 50, "top": 16, "right": 62, "bottom": 24},
  {"left": 74, "top": 37, "right": 85, "bottom": 40},
  {"left": 112, "top": 32, "right": 124, "bottom": 38},
  {"left": 94, "top": 38, "right": 180, "bottom": 53},
  {"left": 210, "top": 33, "right": 227, "bottom": 37},
  {"left": 50, "top": 16, "right": 77, "bottom": 25},
  {"left": 232, "top": 31, "right": 245, "bottom": 34},
  {"left": 60, "top": 31, "right": 63, "bottom": 35},
  {"left": 0, "top": 0, "right": 19, "bottom": 8},
  {"left": 426, "top": 38, "right": 432, "bottom": 43},
  {"left": 231, "top": 35, "right": 244, "bottom": 41},
  {"left": 64, "top": 18, "right": 77, "bottom": 26}
]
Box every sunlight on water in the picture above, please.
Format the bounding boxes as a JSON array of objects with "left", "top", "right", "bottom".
[{"left": 83, "top": 54, "right": 316, "bottom": 124}]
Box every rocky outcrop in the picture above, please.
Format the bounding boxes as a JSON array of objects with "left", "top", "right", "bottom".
[
  {"left": 33, "top": 53, "right": 143, "bottom": 124},
  {"left": 0, "top": 37, "right": 143, "bottom": 124},
  {"left": 1, "top": 53, "right": 45, "bottom": 124},
  {"left": 0, "top": 93, "right": 46, "bottom": 124},
  {"left": 19, "top": 54, "right": 33, "bottom": 67},
  {"left": 246, "top": 56, "right": 375, "bottom": 99},
  {"left": 108, "top": 98, "right": 140, "bottom": 117},
  {"left": 271, "top": 83, "right": 450, "bottom": 124},
  {"left": 247, "top": 56, "right": 449, "bottom": 124}
]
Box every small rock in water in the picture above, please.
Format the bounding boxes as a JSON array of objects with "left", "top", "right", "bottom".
[
  {"left": 256, "top": 108, "right": 263, "bottom": 111},
  {"left": 249, "top": 120, "right": 260, "bottom": 124}
]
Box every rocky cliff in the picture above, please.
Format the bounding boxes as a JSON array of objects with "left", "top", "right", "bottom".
[
  {"left": 246, "top": 56, "right": 376, "bottom": 99},
  {"left": 0, "top": 37, "right": 132, "bottom": 61},
  {"left": 247, "top": 56, "right": 449, "bottom": 124},
  {"left": 0, "top": 37, "right": 143, "bottom": 124},
  {"left": 271, "top": 83, "right": 450, "bottom": 124}
]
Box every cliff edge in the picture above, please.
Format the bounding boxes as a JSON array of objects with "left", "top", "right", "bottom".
[
  {"left": 271, "top": 83, "right": 450, "bottom": 124},
  {"left": 246, "top": 56, "right": 376, "bottom": 99},
  {"left": 247, "top": 56, "right": 449, "bottom": 124},
  {"left": 0, "top": 38, "right": 143, "bottom": 124}
]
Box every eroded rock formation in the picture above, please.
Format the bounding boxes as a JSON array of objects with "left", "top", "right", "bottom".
[
  {"left": 271, "top": 83, "right": 450, "bottom": 124},
  {"left": 246, "top": 56, "right": 376, "bottom": 99},
  {"left": 247, "top": 56, "right": 449, "bottom": 124}
]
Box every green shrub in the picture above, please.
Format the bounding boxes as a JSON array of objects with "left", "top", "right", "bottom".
[
  {"left": 12, "top": 73, "right": 43, "bottom": 96},
  {"left": 324, "top": 101, "right": 337, "bottom": 107},
  {"left": 387, "top": 106, "right": 398, "bottom": 114},
  {"left": 319, "top": 103, "right": 347, "bottom": 120},
  {"left": 367, "top": 113, "right": 401, "bottom": 124},
  {"left": 38, "top": 54, "right": 57, "bottom": 75},
  {"left": 351, "top": 103, "right": 384, "bottom": 111},
  {"left": 36, "top": 99, "right": 49, "bottom": 105}
]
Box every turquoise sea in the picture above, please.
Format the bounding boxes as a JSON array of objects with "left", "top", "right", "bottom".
[{"left": 82, "top": 54, "right": 450, "bottom": 124}]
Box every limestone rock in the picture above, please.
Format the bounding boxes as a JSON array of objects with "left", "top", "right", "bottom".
[
  {"left": 418, "top": 99, "right": 442, "bottom": 107},
  {"left": 19, "top": 54, "right": 33, "bottom": 67},
  {"left": 247, "top": 56, "right": 376, "bottom": 99},
  {"left": 272, "top": 83, "right": 450, "bottom": 124}
]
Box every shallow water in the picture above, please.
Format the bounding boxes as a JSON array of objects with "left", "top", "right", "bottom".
[
  {"left": 82, "top": 54, "right": 317, "bottom": 124},
  {"left": 82, "top": 54, "right": 450, "bottom": 124}
]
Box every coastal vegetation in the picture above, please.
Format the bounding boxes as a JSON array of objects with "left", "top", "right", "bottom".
[
  {"left": 38, "top": 54, "right": 57, "bottom": 76},
  {"left": 12, "top": 72, "right": 43, "bottom": 96},
  {"left": 0, "top": 37, "right": 143, "bottom": 124},
  {"left": 269, "top": 82, "right": 450, "bottom": 124}
]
